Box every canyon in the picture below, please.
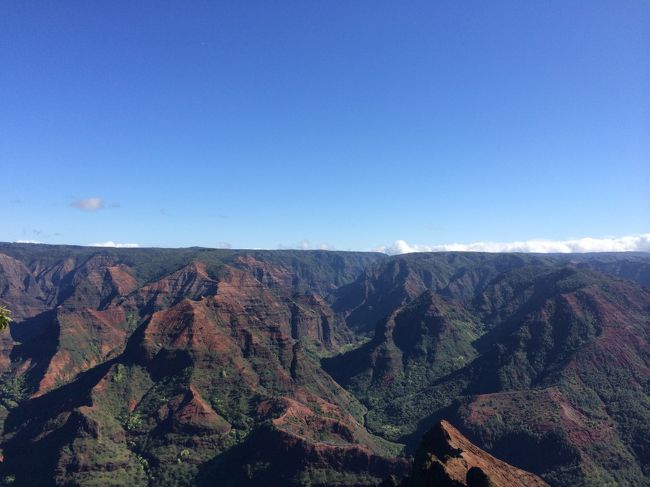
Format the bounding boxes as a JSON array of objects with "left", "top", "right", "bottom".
[{"left": 0, "top": 243, "right": 648, "bottom": 486}]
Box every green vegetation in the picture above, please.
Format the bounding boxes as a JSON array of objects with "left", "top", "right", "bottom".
[
  {"left": 1, "top": 244, "right": 650, "bottom": 486},
  {"left": 327, "top": 263, "right": 650, "bottom": 486},
  {"left": 0, "top": 376, "right": 25, "bottom": 410},
  {"left": 0, "top": 306, "right": 11, "bottom": 331},
  {"left": 125, "top": 312, "right": 139, "bottom": 333}
]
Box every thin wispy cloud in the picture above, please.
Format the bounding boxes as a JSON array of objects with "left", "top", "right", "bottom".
[
  {"left": 90, "top": 241, "right": 140, "bottom": 248},
  {"left": 70, "top": 197, "right": 105, "bottom": 212},
  {"left": 376, "top": 234, "right": 650, "bottom": 255}
]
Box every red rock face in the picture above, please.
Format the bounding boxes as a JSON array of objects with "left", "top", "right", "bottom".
[
  {"left": 136, "top": 261, "right": 218, "bottom": 312},
  {"left": 402, "top": 420, "right": 549, "bottom": 487},
  {"left": 159, "top": 385, "right": 231, "bottom": 435},
  {"left": 144, "top": 298, "right": 235, "bottom": 356},
  {"left": 289, "top": 293, "right": 349, "bottom": 350},
  {"left": 0, "top": 246, "right": 649, "bottom": 487},
  {"left": 34, "top": 306, "right": 129, "bottom": 396},
  {"left": 0, "top": 253, "right": 48, "bottom": 320},
  {"left": 106, "top": 265, "right": 139, "bottom": 297},
  {"left": 235, "top": 254, "right": 296, "bottom": 291},
  {"left": 59, "top": 255, "right": 132, "bottom": 309}
]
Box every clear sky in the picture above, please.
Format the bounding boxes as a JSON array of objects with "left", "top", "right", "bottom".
[{"left": 1, "top": 1, "right": 649, "bottom": 251}]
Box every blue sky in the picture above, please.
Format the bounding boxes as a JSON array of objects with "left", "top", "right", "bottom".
[{"left": 1, "top": 1, "right": 649, "bottom": 251}]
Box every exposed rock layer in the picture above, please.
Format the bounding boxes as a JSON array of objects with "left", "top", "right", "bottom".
[{"left": 0, "top": 243, "right": 648, "bottom": 486}]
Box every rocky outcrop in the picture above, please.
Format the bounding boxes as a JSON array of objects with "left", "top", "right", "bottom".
[{"left": 395, "top": 421, "right": 548, "bottom": 487}]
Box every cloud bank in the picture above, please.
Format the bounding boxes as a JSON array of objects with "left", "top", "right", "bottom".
[
  {"left": 90, "top": 241, "right": 140, "bottom": 248},
  {"left": 70, "top": 197, "right": 104, "bottom": 212},
  {"left": 376, "top": 234, "right": 650, "bottom": 255}
]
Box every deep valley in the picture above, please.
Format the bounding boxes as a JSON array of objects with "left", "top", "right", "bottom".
[{"left": 0, "top": 243, "right": 648, "bottom": 486}]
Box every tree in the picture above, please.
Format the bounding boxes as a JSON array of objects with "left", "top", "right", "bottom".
[{"left": 0, "top": 306, "right": 12, "bottom": 331}]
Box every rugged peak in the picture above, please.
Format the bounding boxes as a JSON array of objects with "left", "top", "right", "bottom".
[
  {"left": 424, "top": 421, "right": 464, "bottom": 460},
  {"left": 136, "top": 261, "right": 219, "bottom": 311},
  {"left": 162, "top": 385, "right": 231, "bottom": 434},
  {"left": 400, "top": 420, "right": 549, "bottom": 487},
  {"left": 0, "top": 253, "right": 47, "bottom": 320}
]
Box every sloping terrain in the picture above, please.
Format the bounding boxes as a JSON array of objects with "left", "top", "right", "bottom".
[
  {"left": 387, "top": 420, "right": 549, "bottom": 487},
  {"left": 0, "top": 243, "right": 648, "bottom": 486},
  {"left": 325, "top": 258, "right": 650, "bottom": 486}
]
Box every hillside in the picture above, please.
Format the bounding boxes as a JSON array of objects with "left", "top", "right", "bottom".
[{"left": 0, "top": 243, "right": 648, "bottom": 486}]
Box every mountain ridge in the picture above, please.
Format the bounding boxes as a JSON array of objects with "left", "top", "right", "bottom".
[{"left": 0, "top": 243, "right": 648, "bottom": 486}]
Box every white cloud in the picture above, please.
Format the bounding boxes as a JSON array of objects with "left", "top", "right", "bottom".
[
  {"left": 277, "top": 240, "right": 335, "bottom": 251},
  {"left": 90, "top": 241, "right": 140, "bottom": 248},
  {"left": 375, "top": 234, "right": 650, "bottom": 255},
  {"left": 70, "top": 197, "right": 105, "bottom": 212},
  {"left": 15, "top": 240, "right": 42, "bottom": 244}
]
